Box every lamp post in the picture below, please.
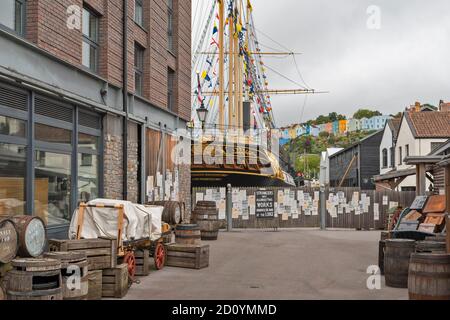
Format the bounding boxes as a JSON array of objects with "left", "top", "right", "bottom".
[
  {"left": 196, "top": 71, "right": 209, "bottom": 130},
  {"left": 196, "top": 104, "right": 208, "bottom": 130}
]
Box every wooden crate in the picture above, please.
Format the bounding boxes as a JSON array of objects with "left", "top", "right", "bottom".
[
  {"left": 166, "top": 244, "right": 209, "bottom": 270},
  {"left": 102, "top": 264, "right": 128, "bottom": 298},
  {"left": 48, "top": 239, "right": 117, "bottom": 270},
  {"left": 87, "top": 270, "right": 102, "bottom": 300},
  {"left": 135, "top": 250, "right": 150, "bottom": 276}
]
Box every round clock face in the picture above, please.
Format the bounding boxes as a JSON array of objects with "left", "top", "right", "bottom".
[{"left": 24, "top": 219, "right": 46, "bottom": 257}]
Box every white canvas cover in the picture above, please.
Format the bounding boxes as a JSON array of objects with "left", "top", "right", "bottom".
[{"left": 69, "top": 199, "right": 163, "bottom": 241}]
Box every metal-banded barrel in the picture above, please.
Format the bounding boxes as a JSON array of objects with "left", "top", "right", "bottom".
[
  {"left": 408, "top": 253, "right": 450, "bottom": 300},
  {"left": 6, "top": 258, "right": 62, "bottom": 300},
  {"left": 415, "top": 241, "right": 446, "bottom": 253},
  {"left": 192, "top": 201, "right": 221, "bottom": 241},
  {"left": 384, "top": 239, "right": 416, "bottom": 288},
  {"left": 44, "top": 252, "right": 88, "bottom": 300},
  {"left": 0, "top": 218, "right": 19, "bottom": 264},
  {"left": 10, "top": 216, "right": 46, "bottom": 258},
  {"left": 175, "top": 224, "right": 201, "bottom": 245},
  {"left": 378, "top": 240, "right": 385, "bottom": 275},
  {"left": 148, "top": 201, "right": 182, "bottom": 225}
]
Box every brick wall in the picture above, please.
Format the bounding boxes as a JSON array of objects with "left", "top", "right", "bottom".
[{"left": 25, "top": 0, "right": 191, "bottom": 121}]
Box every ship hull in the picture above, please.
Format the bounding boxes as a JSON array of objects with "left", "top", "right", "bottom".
[{"left": 191, "top": 169, "right": 294, "bottom": 188}]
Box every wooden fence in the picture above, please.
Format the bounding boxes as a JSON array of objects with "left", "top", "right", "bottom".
[{"left": 191, "top": 186, "right": 416, "bottom": 230}]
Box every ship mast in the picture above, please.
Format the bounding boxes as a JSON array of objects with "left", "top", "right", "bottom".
[{"left": 218, "top": 0, "right": 225, "bottom": 129}]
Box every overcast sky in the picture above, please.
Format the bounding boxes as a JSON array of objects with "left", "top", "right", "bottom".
[{"left": 193, "top": 0, "right": 450, "bottom": 127}]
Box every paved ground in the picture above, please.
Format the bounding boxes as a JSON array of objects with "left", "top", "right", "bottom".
[{"left": 125, "top": 229, "right": 408, "bottom": 300}]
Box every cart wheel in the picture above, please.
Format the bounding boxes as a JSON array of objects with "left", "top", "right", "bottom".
[
  {"left": 154, "top": 243, "right": 166, "bottom": 270},
  {"left": 124, "top": 251, "right": 136, "bottom": 281}
]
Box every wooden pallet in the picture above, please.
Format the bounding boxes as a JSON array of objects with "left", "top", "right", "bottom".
[
  {"left": 135, "top": 250, "right": 150, "bottom": 276},
  {"left": 166, "top": 244, "right": 209, "bottom": 270},
  {"left": 48, "top": 239, "right": 117, "bottom": 271},
  {"left": 87, "top": 270, "right": 103, "bottom": 300},
  {"left": 102, "top": 264, "right": 128, "bottom": 298}
]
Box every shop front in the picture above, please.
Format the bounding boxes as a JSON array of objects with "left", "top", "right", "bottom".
[{"left": 0, "top": 81, "right": 102, "bottom": 239}]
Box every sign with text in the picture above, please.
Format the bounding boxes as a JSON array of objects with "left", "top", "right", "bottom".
[{"left": 255, "top": 190, "right": 275, "bottom": 218}]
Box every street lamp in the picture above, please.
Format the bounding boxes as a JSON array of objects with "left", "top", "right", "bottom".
[
  {"left": 195, "top": 70, "right": 209, "bottom": 130},
  {"left": 196, "top": 104, "right": 208, "bottom": 130}
]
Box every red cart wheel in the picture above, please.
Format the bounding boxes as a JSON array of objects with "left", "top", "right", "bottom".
[
  {"left": 124, "top": 251, "right": 136, "bottom": 279},
  {"left": 154, "top": 243, "right": 166, "bottom": 270}
]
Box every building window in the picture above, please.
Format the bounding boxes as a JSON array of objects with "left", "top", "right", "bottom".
[
  {"left": 78, "top": 153, "right": 99, "bottom": 203},
  {"left": 398, "top": 146, "right": 402, "bottom": 165},
  {"left": 0, "top": 143, "right": 26, "bottom": 216},
  {"left": 0, "top": 0, "right": 26, "bottom": 36},
  {"left": 134, "top": 0, "right": 143, "bottom": 26},
  {"left": 167, "top": 68, "right": 175, "bottom": 111},
  {"left": 390, "top": 147, "right": 395, "bottom": 168},
  {"left": 405, "top": 144, "right": 409, "bottom": 157},
  {"left": 34, "top": 151, "right": 72, "bottom": 225},
  {"left": 167, "top": 0, "right": 174, "bottom": 52},
  {"left": 134, "top": 43, "right": 144, "bottom": 96},
  {"left": 82, "top": 7, "right": 99, "bottom": 72},
  {"left": 382, "top": 148, "right": 388, "bottom": 168},
  {"left": 431, "top": 142, "right": 442, "bottom": 152}
]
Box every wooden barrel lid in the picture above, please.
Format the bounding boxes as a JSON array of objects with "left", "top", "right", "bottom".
[
  {"left": 0, "top": 218, "right": 19, "bottom": 264},
  {"left": 44, "top": 251, "right": 87, "bottom": 262},
  {"left": 12, "top": 258, "right": 61, "bottom": 271},
  {"left": 10, "top": 216, "right": 46, "bottom": 258},
  {"left": 410, "top": 253, "right": 450, "bottom": 264}
]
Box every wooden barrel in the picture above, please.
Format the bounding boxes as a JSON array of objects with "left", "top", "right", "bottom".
[
  {"left": 0, "top": 218, "right": 19, "bottom": 264},
  {"left": 416, "top": 241, "right": 446, "bottom": 253},
  {"left": 192, "top": 201, "right": 220, "bottom": 241},
  {"left": 384, "top": 239, "right": 416, "bottom": 288},
  {"left": 175, "top": 224, "right": 201, "bottom": 245},
  {"left": 10, "top": 216, "right": 46, "bottom": 258},
  {"left": 6, "top": 258, "right": 62, "bottom": 300},
  {"left": 378, "top": 240, "right": 385, "bottom": 275},
  {"left": 44, "top": 252, "right": 88, "bottom": 300},
  {"left": 408, "top": 253, "right": 450, "bottom": 300},
  {"left": 148, "top": 201, "right": 182, "bottom": 225}
]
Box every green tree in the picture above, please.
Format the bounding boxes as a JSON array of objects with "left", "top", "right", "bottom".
[
  {"left": 294, "top": 154, "right": 321, "bottom": 179},
  {"left": 353, "top": 109, "right": 382, "bottom": 119}
]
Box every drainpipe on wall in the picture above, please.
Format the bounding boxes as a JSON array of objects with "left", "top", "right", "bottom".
[{"left": 122, "top": 0, "right": 129, "bottom": 200}]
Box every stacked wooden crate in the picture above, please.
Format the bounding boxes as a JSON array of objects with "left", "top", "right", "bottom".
[
  {"left": 166, "top": 244, "right": 210, "bottom": 269},
  {"left": 135, "top": 250, "right": 150, "bottom": 276},
  {"left": 101, "top": 264, "right": 129, "bottom": 298},
  {"left": 48, "top": 238, "right": 118, "bottom": 300}
]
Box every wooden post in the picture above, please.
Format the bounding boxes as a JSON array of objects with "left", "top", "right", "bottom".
[
  {"left": 116, "top": 204, "right": 125, "bottom": 257},
  {"left": 444, "top": 166, "right": 450, "bottom": 253},
  {"left": 218, "top": 0, "right": 225, "bottom": 130},
  {"left": 416, "top": 164, "right": 426, "bottom": 196},
  {"left": 76, "top": 203, "right": 86, "bottom": 240}
]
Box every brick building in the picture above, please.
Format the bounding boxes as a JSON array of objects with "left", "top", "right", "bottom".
[{"left": 0, "top": 0, "right": 191, "bottom": 238}]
